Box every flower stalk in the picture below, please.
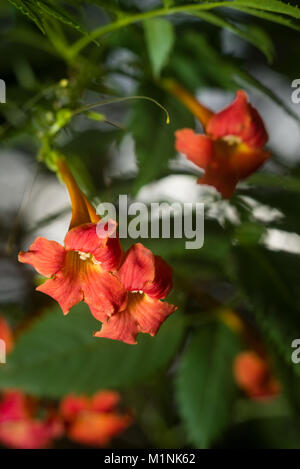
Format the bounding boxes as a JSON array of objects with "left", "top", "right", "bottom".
[
  {"left": 56, "top": 156, "right": 100, "bottom": 229},
  {"left": 163, "top": 78, "right": 213, "bottom": 128}
]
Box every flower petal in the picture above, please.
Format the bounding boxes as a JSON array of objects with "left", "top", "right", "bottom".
[
  {"left": 0, "top": 317, "right": 13, "bottom": 353},
  {"left": 88, "top": 306, "right": 110, "bottom": 323},
  {"left": 94, "top": 308, "right": 139, "bottom": 345},
  {"left": 91, "top": 391, "right": 120, "bottom": 414},
  {"left": 175, "top": 129, "right": 213, "bottom": 168},
  {"left": 64, "top": 223, "right": 106, "bottom": 252},
  {"left": 196, "top": 139, "right": 270, "bottom": 198},
  {"left": 0, "top": 391, "right": 30, "bottom": 424},
  {"left": 37, "top": 272, "right": 83, "bottom": 315},
  {"left": 65, "top": 222, "right": 122, "bottom": 271},
  {"left": 18, "top": 237, "right": 65, "bottom": 278},
  {"left": 207, "top": 90, "right": 268, "bottom": 148},
  {"left": 82, "top": 265, "right": 126, "bottom": 320},
  {"left": 0, "top": 419, "right": 61, "bottom": 449},
  {"left": 198, "top": 169, "right": 238, "bottom": 199},
  {"left": 68, "top": 411, "right": 131, "bottom": 447},
  {"left": 95, "top": 236, "right": 123, "bottom": 271},
  {"left": 60, "top": 395, "right": 90, "bottom": 422},
  {"left": 234, "top": 351, "right": 279, "bottom": 399},
  {"left": 118, "top": 243, "right": 155, "bottom": 292},
  {"left": 230, "top": 144, "right": 271, "bottom": 180},
  {"left": 143, "top": 256, "right": 173, "bottom": 299},
  {"left": 129, "top": 293, "right": 177, "bottom": 336}
]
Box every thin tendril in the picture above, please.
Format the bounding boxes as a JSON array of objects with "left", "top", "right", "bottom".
[{"left": 73, "top": 96, "right": 170, "bottom": 124}]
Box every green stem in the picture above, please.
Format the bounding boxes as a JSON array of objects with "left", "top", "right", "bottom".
[{"left": 68, "top": 1, "right": 249, "bottom": 59}]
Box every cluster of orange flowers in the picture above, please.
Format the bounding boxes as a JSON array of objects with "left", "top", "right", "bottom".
[
  {"left": 19, "top": 160, "right": 176, "bottom": 345},
  {"left": 0, "top": 389, "right": 131, "bottom": 449},
  {"left": 18, "top": 86, "right": 270, "bottom": 345},
  {"left": 0, "top": 317, "right": 131, "bottom": 449}
]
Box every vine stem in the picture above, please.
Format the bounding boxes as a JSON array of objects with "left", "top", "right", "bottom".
[{"left": 68, "top": 2, "right": 244, "bottom": 59}]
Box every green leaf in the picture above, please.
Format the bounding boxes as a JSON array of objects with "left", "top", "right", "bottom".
[
  {"left": 36, "top": 0, "right": 86, "bottom": 34},
  {"left": 130, "top": 83, "right": 194, "bottom": 192},
  {"left": 234, "top": 222, "right": 266, "bottom": 246},
  {"left": 175, "top": 322, "right": 241, "bottom": 448},
  {"left": 233, "top": 0, "right": 300, "bottom": 19},
  {"left": 232, "top": 246, "right": 300, "bottom": 368},
  {"left": 240, "top": 173, "right": 300, "bottom": 234},
  {"left": 144, "top": 18, "right": 175, "bottom": 78},
  {"left": 9, "top": 0, "right": 86, "bottom": 35},
  {"left": 0, "top": 303, "right": 184, "bottom": 398},
  {"left": 234, "top": 68, "right": 300, "bottom": 123},
  {"left": 248, "top": 173, "right": 300, "bottom": 194},
  {"left": 226, "top": 5, "right": 300, "bottom": 32},
  {"left": 8, "top": 0, "right": 45, "bottom": 33},
  {"left": 192, "top": 11, "right": 275, "bottom": 62},
  {"left": 272, "top": 349, "right": 300, "bottom": 417},
  {"left": 170, "top": 31, "right": 300, "bottom": 123}
]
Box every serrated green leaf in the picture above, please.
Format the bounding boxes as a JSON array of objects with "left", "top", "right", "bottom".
[
  {"left": 144, "top": 18, "right": 175, "bottom": 78},
  {"left": 36, "top": 0, "right": 86, "bottom": 34},
  {"left": 175, "top": 322, "right": 241, "bottom": 448},
  {"left": 8, "top": 0, "right": 45, "bottom": 33},
  {"left": 0, "top": 303, "right": 184, "bottom": 397},
  {"left": 9, "top": 0, "right": 87, "bottom": 35}
]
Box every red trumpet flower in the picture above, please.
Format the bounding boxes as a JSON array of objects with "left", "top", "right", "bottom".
[
  {"left": 234, "top": 351, "right": 280, "bottom": 399},
  {"left": 19, "top": 159, "right": 126, "bottom": 319},
  {"left": 170, "top": 82, "right": 270, "bottom": 198},
  {"left": 0, "top": 390, "right": 62, "bottom": 449},
  {"left": 18, "top": 158, "right": 177, "bottom": 343},
  {"left": 60, "top": 391, "right": 131, "bottom": 447},
  {"left": 96, "top": 243, "right": 177, "bottom": 344}
]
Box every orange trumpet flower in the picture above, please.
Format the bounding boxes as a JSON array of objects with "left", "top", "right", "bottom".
[
  {"left": 168, "top": 81, "right": 270, "bottom": 198},
  {"left": 18, "top": 158, "right": 176, "bottom": 343},
  {"left": 60, "top": 391, "right": 131, "bottom": 447},
  {"left": 96, "top": 243, "right": 177, "bottom": 344},
  {"left": 234, "top": 351, "right": 280, "bottom": 399}
]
